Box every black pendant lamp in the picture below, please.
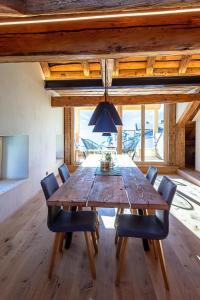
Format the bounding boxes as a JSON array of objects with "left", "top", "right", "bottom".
[
  {"left": 93, "top": 110, "right": 117, "bottom": 133},
  {"left": 89, "top": 60, "right": 122, "bottom": 132},
  {"left": 89, "top": 101, "right": 122, "bottom": 126}
]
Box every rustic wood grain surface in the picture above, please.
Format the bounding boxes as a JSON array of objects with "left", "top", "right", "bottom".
[{"left": 48, "top": 155, "right": 168, "bottom": 210}]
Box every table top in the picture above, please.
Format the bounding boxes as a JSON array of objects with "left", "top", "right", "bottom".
[{"left": 48, "top": 155, "right": 168, "bottom": 211}]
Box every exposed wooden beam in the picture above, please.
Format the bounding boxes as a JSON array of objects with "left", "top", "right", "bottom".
[
  {"left": 52, "top": 86, "right": 200, "bottom": 96},
  {"left": 177, "top": 101, "right": 200, "bottom": 127},
  {"left": 40, "top": 62, "right": 51, "bottom": 79},
  {"left": 82, "top": 61, "right": 90, "bottom": 77},
  {"left": 101, "top": 59, "right": 114, "bottom": 87},
  {"left": 1, "top": 1, "right": 199, "bottom": 16},
  {"left": 179, "top": 55, "right": 191, "bottom": 74},
  {"left": 51, "top": 94, "right": 200, "bottom": 107},
  {"left": 146, "top": 56, "right": 155, "bottom": 76},
  {"left": 1, "top": 13, "right": 200, "bottom": 60},
  {"left": 45, "top": 76, "right": 200, "bottom": 90}
]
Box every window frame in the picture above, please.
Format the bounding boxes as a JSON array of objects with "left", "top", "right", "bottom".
[{"left": 72, "top": 104, "right": 169, "bottom": 165}]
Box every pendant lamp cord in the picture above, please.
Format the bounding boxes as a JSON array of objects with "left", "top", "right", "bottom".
[{"left": 105, "top": 59, "right": 108, "bottom": 102}]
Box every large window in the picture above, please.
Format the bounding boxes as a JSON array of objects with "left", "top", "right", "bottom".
[
  {"left": 122, "top": 106, "right": 141, "bottom": 161},
  {"left": 145, "top": 104, "right": 164, "bottom": 161},
  {"left": 73, "top": 105, "right": 166, "bottom": 164},
  {"left": 74, "top": 108, "right": 117, "bottom": 163}
]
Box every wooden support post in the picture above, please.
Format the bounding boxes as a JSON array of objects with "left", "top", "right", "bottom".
[
  {"left": 168, "top": 104, "right": 176, "bottom": 166},
  {"left": 175, "top": 126, "right": 185, "bottom": 168},
  {"left": 117, "top": 105, "right": 122, "bottom": 154},
  {"left": 64, "top": 107, "right": 74, "bottom": 165}
]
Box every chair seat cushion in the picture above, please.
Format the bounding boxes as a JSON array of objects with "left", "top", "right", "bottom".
[
  {"left": 49, "top": 210, "right": 98, "bottom": 233},
  {"left": 116, "top": 214, "right": 166, "bottom": 240}
]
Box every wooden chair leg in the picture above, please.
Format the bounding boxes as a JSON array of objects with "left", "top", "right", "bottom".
[
  {"left": 91, "top": 207, "right": 100, "bottom": 239},
  {"left": 95, "top": 226, "right": 100, "bottom": 240},
  {"left": 120, "top": 208, "right": 124, "bottom": 214},
  {"left": 59, "top": 232, "right": 65, "bottom": 253},
  {"left": 84, "top": 232, "right": 96, "bottom": 280},
  {"left": 91, "top": 232, "right": 98, "bottom": 254},
  {"left": 115, "top": 237, "right": 128, "bottom": 285},
  {"left": 131, "top": 208, "right": 137, "bottom": 215},
  {"left": 152, "top": 240, "right": 158, "bottom": 260},
  {"left": 48, "top": 232, "right": 61, "bottom": 279},
  {"left": 115, "top": 232, "right": 119, "bottom": 245},
  {"left": 116, "top": 236, "right": 123, "bottom": 259},
  {"left": 156, "top": 240, "right": 169, "bottom": 290}
]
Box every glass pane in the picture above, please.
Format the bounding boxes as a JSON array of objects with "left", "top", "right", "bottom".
[
  {"left": 74, "top": 107, "right": 117, "bottom": 164},
  {"left": 122, "top": 106, "right": 141, "bottom": 161},
  {"left": 144, "top": 104, "right": 164, "bottom": 161}
]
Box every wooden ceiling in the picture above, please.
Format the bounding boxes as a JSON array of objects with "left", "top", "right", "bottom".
[
  {"left": 42, "top": 56, "right": 200, "bottom": 99},
  {"left": 1, "top": 1, "right": 200, "bottom": 106},
  {"left": 41, "top": 55, "right": 200, "bottom": 80}
]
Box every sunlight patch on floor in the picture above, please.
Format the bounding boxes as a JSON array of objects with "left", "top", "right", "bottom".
[
  {"left": 100, "top": 215, "right": 116, "bottom": 229},
  {"left": 156, "top": 175, "right": 200, "bottom": 239}
]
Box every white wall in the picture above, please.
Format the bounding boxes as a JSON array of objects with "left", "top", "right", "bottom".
[
  {"left": 194, "top": 111, "right": 200, "bottom": 171},
  {"left": 176, "top": 102, "right": 188, "bottom": 122},
  {"left": 0, "top": 63, "right": 63, "bottom": 222}
]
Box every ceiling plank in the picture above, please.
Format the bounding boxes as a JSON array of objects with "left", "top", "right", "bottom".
[
  {"left": 51, "top": 94, "right": 200, "bottom": 107},
  {"left": 101, "top": 59, "right": 114, "bottom": 87},
  {"left": 146, "top": 56, "right": 155, "bottom": 76},
  {"left": 179, "top": 55, "right": 191, "bottom": 74},
  {"left": 177, "top": 101, "right": 200, "bottom": 126}
]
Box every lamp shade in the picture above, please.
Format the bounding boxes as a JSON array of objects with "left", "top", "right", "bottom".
[
  {"left": 93, "top": 110, "right": 117, "bottom": 133},
  {"left": 102, "top": 132, "right": 111, "bottom": 136},
  {"left": 88, "top": 102, "right": 122, "bottom": 126}
]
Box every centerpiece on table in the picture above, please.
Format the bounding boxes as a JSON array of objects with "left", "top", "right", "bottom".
[{"left": 100, "top": 152, "right": 113, "bottom": 171}]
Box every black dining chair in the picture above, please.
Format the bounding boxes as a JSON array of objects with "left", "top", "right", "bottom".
[
  {"left": 58, "top": 163, "right": 70, "bottom": 183},
  {"left": 146, "top": 166, "right": 158, "bottom": 186},
  {"left": 41, "top": 173, "right": 98, "bottom": 280},
  {"left": 58, "top": 163, "right": 100, "bottom": 242},
  {"left": 115, "top": 176, "right": 177, "bottom": 289}
]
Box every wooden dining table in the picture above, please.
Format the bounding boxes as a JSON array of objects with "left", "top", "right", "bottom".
[{"left": 48, "top": 155, "right": 168, "bottom": 249}]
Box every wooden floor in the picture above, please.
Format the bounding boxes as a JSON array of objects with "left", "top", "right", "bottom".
[{"left": 0, "top": 176, "right": 200, "bottom": 300}]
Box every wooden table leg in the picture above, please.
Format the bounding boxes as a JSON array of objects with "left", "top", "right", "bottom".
[{"left": 64, "top": 206, "right": 77, "bottom": 249}]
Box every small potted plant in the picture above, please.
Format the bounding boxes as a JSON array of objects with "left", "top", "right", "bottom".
[{"left": 101, "top": 152, "right": 112, "bottom": 171}]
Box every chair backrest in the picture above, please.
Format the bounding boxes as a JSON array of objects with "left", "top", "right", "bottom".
[
  {"left": 58, "top": 163, "right": 70, "bottom": 183},
  {"left": 122, "top": 135, "right": 140, "bottom": 153},
  {"left": 41, "top": 173, "right": 60, "bottom": 229},
  {"left": 146, "top": 166, "right": 158, "bottom": 186},
  {"left": 156, "top": 176, "right": 177, "bottom": 238},
  {"left": 81, "top": 138, "right": 100, "bottom": 150},
  {"left": 41, "top": 173, "right": 59, "bottom": 200}
]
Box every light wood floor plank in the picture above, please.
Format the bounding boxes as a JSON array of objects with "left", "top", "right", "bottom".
[{"left": 0, "top": 182, "right": 200, "bottom": 300}]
